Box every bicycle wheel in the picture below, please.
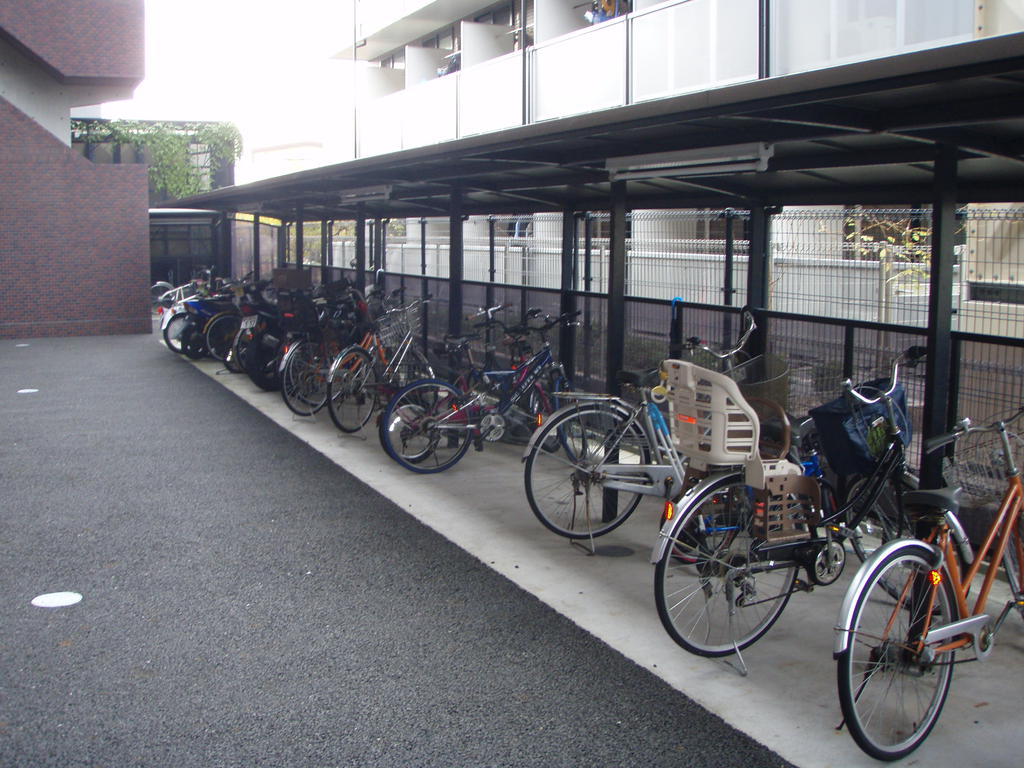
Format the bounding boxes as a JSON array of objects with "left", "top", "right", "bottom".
[
  {"left": 326, "top": 346, "right": 379, "bottom": 433},
  {"left": 523, "top": 403, "right": 649, "bottom": 539},
  {"left": 654, "top": 478, "right": 798, "bottom": 657},
  {"left": 162, "top": 312, "right": 189, "bottom": 353},
  {"left": 378, "top": 379, "right": 471, "bottom": 473},
  {"left": 390, "top": 344, "right": 434, "bottom": 388},
  {"left": 837, "top": 544, "right": 957, "bottom": 761},
  {"left": 205, "top": 313, "right": 241, "bottom": 363},
  {"left": 280, "top": 340, "right": 328, "bottom": 416}
]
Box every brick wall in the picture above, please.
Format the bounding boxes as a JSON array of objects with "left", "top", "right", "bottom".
[
  {"left": 0, "top": 0, "right": 144, "bottom": 83},
  {"left": 0, "top": 98, "right": 151, "bottom": 339}
]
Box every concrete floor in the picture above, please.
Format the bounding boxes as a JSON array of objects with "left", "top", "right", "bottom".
[{"left": 193, "top": 352, "right": 1024, "bottom": 768}]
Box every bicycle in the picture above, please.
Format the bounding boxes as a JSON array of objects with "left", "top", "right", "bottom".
[
  {"left": 377, "top": 309, "right": 579, "bottom": 474},
  {"left": 649, "top": 348, "right": 922, "bottom": 669},
  {"left": 325, "top": 295, "right": 434, "bottom": 433},
  {"left": 834, "top": 407, "right": 1024, "bottom": 761},
  {"left": 521, "top": 309, "right": 757, "bottom": 545},
  {"left": 278, "top": 282, "right": 367, "bottom": 417}
]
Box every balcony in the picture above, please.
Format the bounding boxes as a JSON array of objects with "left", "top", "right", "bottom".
[{"left": 354, "top": 0, "right": 983, "bottom": 158}]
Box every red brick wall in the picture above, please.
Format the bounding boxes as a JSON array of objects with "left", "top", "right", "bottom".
[
  {"left": 0, "top": 98, "right": 151, "bottom": 339},
  {"left": 0, "top": 0, "right": 144, "bottom": 83}
]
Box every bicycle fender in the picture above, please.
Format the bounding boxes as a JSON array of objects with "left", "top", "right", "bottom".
[
  {"left": 521, "top": 399, "right": 635, "bottom": 461},
  {"left": 326, "top": 344, "right": 365, "bottom": 384},
  {"left": 650, "top": 471, "right": 744, "bottom": 564},
  {"left": 833, "top": 538, "right": 943, "bottom": 657},
  {"left": 278, "top": 340, "right": 301, "bottom": 374}
]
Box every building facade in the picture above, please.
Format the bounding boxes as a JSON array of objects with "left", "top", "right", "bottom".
[{"left": 0, "top": 0, "right": 150, "bottom": 338}]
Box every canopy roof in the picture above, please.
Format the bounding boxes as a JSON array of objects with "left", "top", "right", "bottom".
[{"left": 169, "top": 33, "right": 1024, "bottom": 220}]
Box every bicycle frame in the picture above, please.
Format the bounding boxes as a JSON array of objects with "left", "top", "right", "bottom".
[{"left": 525, "top": 392, "right": 688, "bottom": 500}]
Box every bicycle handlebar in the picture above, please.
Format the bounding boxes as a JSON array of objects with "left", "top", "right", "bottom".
[
  {"left": 923, "top": 406, "right": 1024, "bottom": 455},
  {"left": 842, "top": 345, "right": 927, "bottom": 406}
]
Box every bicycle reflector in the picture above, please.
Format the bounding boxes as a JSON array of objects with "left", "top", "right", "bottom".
[
  {"left": 662, "top": 500, "right": 675, "bottom": 524},
  {"left": 536, "top": 413, "right": 544, "bottom": 427},
  {"left": 929, "top": 569, "right": 943, "bottom": 586}
]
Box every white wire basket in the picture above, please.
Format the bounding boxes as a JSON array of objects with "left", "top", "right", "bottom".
[
  {"left": 377, "top": 300, "right": 424, "bottom": 348},
  {"left": 944, "top": 415, "right": 1024, "bottom": 504}
]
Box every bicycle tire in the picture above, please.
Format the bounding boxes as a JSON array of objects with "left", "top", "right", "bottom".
[
  {"left": 837, "top": 544, "right": 957, "bottom": 761},
  {"left": 378, "top": 379, "right": 471, "bottom": 473},
  {"left": 205, "top": 312, "right": 241, "bottom": 363},
  {"left": 326, "top": 346, "right": 379, "bottom": 433},
  {"left": 162, "top": 312, "right": 189, "bottom": 353},
  {"left": 280, "top": 340, "right": 328, "bottom": 416},
  {"left": 523, "top": 402, "right": 649, "bottom": 539},
  {"left": 654, "top": 477, "right": 798, "bottom": 657}
]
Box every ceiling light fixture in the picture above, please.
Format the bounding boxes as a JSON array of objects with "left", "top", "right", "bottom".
[{"left": 606, "top": 142, "right": 774, "bottom": 181}]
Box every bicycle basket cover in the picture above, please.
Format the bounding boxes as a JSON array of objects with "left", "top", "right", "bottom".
[{"left": 808, "top": 379, "right": 911, "bottom": 477}]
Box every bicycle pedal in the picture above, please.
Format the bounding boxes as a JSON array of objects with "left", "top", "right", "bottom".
[{"left": 793, "top": 579, "right": 814, "bottom": 593}]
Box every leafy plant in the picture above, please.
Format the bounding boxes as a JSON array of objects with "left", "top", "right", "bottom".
[{"left": 70, "top": 119, "right": 243, "bottom": 200}]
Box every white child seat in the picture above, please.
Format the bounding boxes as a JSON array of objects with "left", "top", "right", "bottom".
[{"left": 662, "top": 359, "right": 800, "bottom": 490}]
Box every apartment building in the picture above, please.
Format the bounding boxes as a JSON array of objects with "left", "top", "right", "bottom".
[
  {"left": 0, "top": 0, "right": 150, "bottom": 338},
  {"left": 337, "top": 0, "right": 1024, "bottom": 338}
]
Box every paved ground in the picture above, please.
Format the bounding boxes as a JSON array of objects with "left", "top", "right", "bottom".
[{"left": 0, "top": 332, "right": 794, "bottom": 768}]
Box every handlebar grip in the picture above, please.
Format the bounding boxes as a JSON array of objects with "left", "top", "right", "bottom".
[{"left": 923, "top": 418, "right": 971, "bottom": 454}]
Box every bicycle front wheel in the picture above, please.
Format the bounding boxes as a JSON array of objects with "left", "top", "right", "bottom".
[
  {"left": 654, "top": 479, "right": 798, "bottom": 657},
  {"left": 327, "top": 346, "right": 379, "bottom": 433},
  {"left": 837, "top": 544, "right": 956, "bottom": 761},
  {"left": 280, "top": 340, "right": 328, "bottom": 416},
  {"left": 524, "top": 403, "right": 649, "bottom": 539},
  {"left": 378, "top": 379, "right": 471, "bottom": 473}
]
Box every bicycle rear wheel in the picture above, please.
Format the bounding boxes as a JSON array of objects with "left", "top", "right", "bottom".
[
  {"left": 837, "top": 544, "right": 956, "bottom": 761},
  {"left": 205, "top": 313, "right": 241, "bottom": 363},
  {"left": 654, "top": 478, "right": 797, "bottom": 657},
  {"left": 326, "top": 346, "right": 379, "bottom": 433},
  {"left": 280, "top": 340, "right": 328, "bottom": 416},
  {"left": 378, "top": 379, "right": 471, "bottom": 473},
  {"left": 523, "top": 403, "right": 649, "bottom": 539}
]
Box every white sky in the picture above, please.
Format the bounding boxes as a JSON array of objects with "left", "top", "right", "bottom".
[{"left": 99, "top": 0, "right": 358, "bottom": 181}]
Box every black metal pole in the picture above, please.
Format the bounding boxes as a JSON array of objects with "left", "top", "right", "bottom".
[
  {"left": 920, "top": 144, "right": 958, "bottom": 488},
  {"left": 295, "top": 206, "right": 304, "bottom": 271},
  {"left": 420, "top": 218, "right": 429, "bottom": 351},
  {"left": 449, "top": 188, "right": 464, "bottom": 338},
  {"left": 723, "top": 208, "right": 736, "bottom": 343},
  {"left": 559, "top": 207, "right": 578, "bottom": 384},
  {"left": 252, "top": 215, "right": 261, "bottom": 280},
  {"left": 746, "top": 206, "right": 772, "bottom": 357},
  {"left": 355, "top": 205, "right": 366, "bottom": 292},
  {"left": 320, "top": 219, "right": 329, "bottom": 284},
  {"left": 606, "top": 182, "right": 627, "bottom": 395}
]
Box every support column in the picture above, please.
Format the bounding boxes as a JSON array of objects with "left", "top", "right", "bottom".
[
  {"left": 320, "top": 219, "right": 329, "bottom": 284},
  {"left": 252, "top": 215, "right": 261, "bottom": 280},
  {"left": 746, "top": 206, "right": 772, "bottom": 355},
  {"left": 606, "top": 182, "right": 627, "bottom": 394},
  {"left": 294, "top": 207, "right": 304, "bottom": 270},
  {"left": 559, "top": 206, "right": 578, "bottom": 384},
  {"left": 722, "top": 208, "right": 736, "bottom": 342},
  {"left": 920, "top": 144, "right": 958, "bottom": 488},
  {"left": 277, "top": 222, "right": 287, "bottom": 269},
  {"left": 355, "top": 205, "right": 366, "bottom": 292},
  {"left": 449, "top": 189, "right": 464, "bottom": 337}
]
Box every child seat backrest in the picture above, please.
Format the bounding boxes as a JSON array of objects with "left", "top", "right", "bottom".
[{"left": 663, "top": 359, "right": 761, "bottom": 470}]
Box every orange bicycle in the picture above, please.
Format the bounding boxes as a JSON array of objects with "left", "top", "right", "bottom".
[
  {"left": 834, "top": 407, "right": 1024, "bottom": 760},
  {"left": 325, "top": 297, "right": 432, "bottom": 433}
]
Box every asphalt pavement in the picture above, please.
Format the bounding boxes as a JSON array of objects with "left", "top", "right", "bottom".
[{"left": 0, "top": 332, "right": 794, "bottom": 768}]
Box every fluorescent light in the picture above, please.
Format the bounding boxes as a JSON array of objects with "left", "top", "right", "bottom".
[
  {"left": 606, "top": 143, "right": 773, "bottom": 181},
  {"left": 339, "top": 185, "right": 392, "bottom": 203}
]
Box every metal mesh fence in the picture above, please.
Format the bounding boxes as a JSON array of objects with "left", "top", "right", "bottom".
[{"left": 278, "top": 206, "right": 1024, "bottom": 431}]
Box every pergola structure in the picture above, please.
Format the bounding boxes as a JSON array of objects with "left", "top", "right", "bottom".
[{"left": 168, "top": 32, "right": 1024, "bottom": 485}]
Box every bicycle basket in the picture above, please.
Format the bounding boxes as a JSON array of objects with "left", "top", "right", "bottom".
[
  {"left": 377, "top": 301, "right": 422, "bottom": 348},
  {"left": 728, "top": 353, "right": 790, "bottom": 410},
  {"left": 808, "top": 379, "right": 911, "bottom": 477},
  {"left": 944, "top": 417, "right": 1024, "bottom": 504}
]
